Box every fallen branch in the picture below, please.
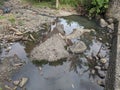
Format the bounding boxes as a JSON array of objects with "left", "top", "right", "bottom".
[{"left": 9, "top": 27, "right": 23, "bottom": 35}]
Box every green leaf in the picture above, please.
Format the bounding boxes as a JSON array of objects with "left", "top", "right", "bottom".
[
  {"left": 91, "top": 0, "right": 97, "bottom": 5},
  {"left": 96, "top": 8, "right": 100, "bottom": 13},
  {"left": 104, "top": 4, "right": 108, "bottom": 8},
  {"left": 89, "top": 8, "right": 96, "bottom": 14}
]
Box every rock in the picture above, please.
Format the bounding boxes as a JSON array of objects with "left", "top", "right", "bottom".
[
  {"left": 95, "top": 66, "right": 101, "bottom": 70},
  {"left": 97, "top": 80, "right": 105, "bottom": 87},
  {"left": 13, "top": 80, "right": 20, "bottom": 86},
  {"left": 107, "top": 18, "right": 114, "bottom": 24},
  {"left": 98, "top": 70, "right": 106, "bottom": 78},
  {"left": 53, "top": 23, "right": 65, "bottom": 35},
  {"left": 100, "top": 18, "right": 108, "bottom": 27},
  {"left": 6, "top": 46, "right": 12, "bottom": 52},
  {"left": 19, "top": 77, "right": 28, "bottom": 88},
  {"left": 2, "top": 7, "right": 11, "bottom": 14},
  {"left": 31, "top": 34, "right": 69, "bottom": 62},
  {"left": 91, "top": 69, "right": 95, "bottom": 74},
  {"left": 98, "top": 38, "right": 102, "bottom": 41},
  {"left": 5, "top": 85, "right": 12, "bottom": 90},
  {"left": 69, "top": 41, "right": 87, "bottom": 53},
  {"left": 107, "top": 23, "right": 114, "bottom": 30},
  {"left": 64, "top": 28, "right": 93, "bottom": 39},
  {"left": 100, "top": 58, "right": 107, "bottom": 64}
]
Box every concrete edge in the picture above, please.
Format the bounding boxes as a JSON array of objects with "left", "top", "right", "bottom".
[{"left": 105, "top": 19, "right": 119, "bottom": 90}]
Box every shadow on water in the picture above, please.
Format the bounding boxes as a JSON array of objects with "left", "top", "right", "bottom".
[{"left": 0, "top": 15, "right": 112, "bottom": 90}]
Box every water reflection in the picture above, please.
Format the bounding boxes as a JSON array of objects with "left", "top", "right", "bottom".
[{"left": 8, "top": 16, "right": 111, "bottom": 90}]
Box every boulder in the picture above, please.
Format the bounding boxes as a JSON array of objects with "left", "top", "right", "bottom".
[
  {"left": 100, "top": 18, "right": 108, "bottom": 27},
  {"left": 30, "top": 34, "right": 69, "bottom": 62},
  {"left": 69, "top": 41, "right": 87, "bottom": 53}
]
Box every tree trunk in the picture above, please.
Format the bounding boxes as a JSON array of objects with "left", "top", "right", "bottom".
[{"left": 56, "top": 0, "right": 59, "bottom": 9}]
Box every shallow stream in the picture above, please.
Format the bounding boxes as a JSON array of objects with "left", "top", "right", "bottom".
[{"left": 1, "top": 15, "right": 111, "bottom": 90}]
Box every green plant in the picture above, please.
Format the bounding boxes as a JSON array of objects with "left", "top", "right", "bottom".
[
  {"left": 60, "top": 0, "right": 80, "bottom": 7},
  {"left": 88, "top": 0, "right": 109, "bottom": 17},
  {"left": 0, "top": 87, "right": 2, "bottom": 90}
]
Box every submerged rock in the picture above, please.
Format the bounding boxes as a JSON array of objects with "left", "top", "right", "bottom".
[
  {"left": 30, "top": 34, "right": 69, "bottom": 62},
  {"left": 64, "top": 28, "right": 94, "bottom": 39},
  {"left": 69, "top": 41, "right": 87, "bottom": 53}
]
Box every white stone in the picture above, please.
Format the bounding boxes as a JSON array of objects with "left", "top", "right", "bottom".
[
  {"left": 19, "top": 77, "right": 28, "bottom": 88},
  {"left": 95, "top": 66, "right": 101, "bottom": 70},
  {"left": 100, "top": 18, "right": 108, "bottom": 27},
  {"left": 100, "top": 58, "right": 107, "bottom": 64},
  {"left": 13, "top": 80, "right": 20, "bottom": 86}
]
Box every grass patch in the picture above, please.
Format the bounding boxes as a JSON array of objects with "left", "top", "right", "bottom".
[
  {"left": 8, "top": 15, "right": 16, "bottom": 24},
  {"left": 0, "top": 15, "right": 5, "bottom": 19},
  {"left": 33, "top": 1, "right": 55, "bottom": 8},
  {"left": 22, "top": 0, "right": 76, "bottom": 9},
  {"left": 22, "top": 0, "right": 56, "bottom": 8}
]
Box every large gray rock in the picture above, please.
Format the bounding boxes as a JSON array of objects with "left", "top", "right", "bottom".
[
  {"left": 69, "top": 41, "right": 87, "bottom": 53},
  {"left": 30, "top": 34, "right": 69, "bottom": 62}
]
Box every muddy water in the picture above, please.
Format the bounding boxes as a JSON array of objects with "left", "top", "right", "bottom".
[{"left": 5, "top": 16, "right": 110, "bottom": 90}]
